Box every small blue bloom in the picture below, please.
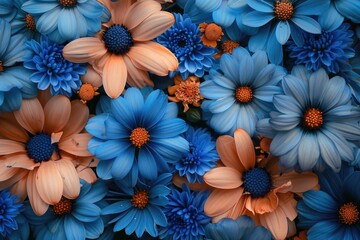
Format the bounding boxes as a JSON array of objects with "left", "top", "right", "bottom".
[
  {"left": 101, "top": 173, "right": 172, "bottom": 238},
  {"left": 86, "top": 88, "right": 189, "bottom": 180},
  {"left": 24, "top": 36, "right": 86, "bottom": 97},
  {"left": 157, "top": 13, "right": 217, "bottom": 80},
  {"left": 174, "top": 126, "right": 219, "bottom": 183},
  {"left": 200, "top": 47, "right": 285, "bottom": 136},
  {"left": 205, "top": 216, "right": 272, "bottom": 240},
  {"left": 159, "top": 184, "right": 210, "bottom": 240},
  {"left": 23, "top": 180, "right": 108, "bottom": 240}
]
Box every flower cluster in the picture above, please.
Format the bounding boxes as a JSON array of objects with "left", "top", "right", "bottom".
[{"left": 0, "top": 0, "right": 359, "bottom": 239}]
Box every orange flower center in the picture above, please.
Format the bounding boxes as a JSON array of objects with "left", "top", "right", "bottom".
[
  {"left": 274, "top": 1, "right": 294, "bottom": 20},
  {"left": 303, "top": 108, "right": 323, "bottom": 130},
  {"left": 221, "top": 40, "right": 240, "bottom": 54},
  {"left": 130, "top": 128, "right": 149, "bottom": 148},
  {"left": 78, "top": 83, "right": 97, "bottom": 102},
  {"left": 204, "top": 23, "right": 223, "bottom": 41},
  {"left": 175, "top": 80, "right": 203, "bottom": 104},
  {"left": 131, "top": 190, "right": 149, "bottom": 209},
  {"left": 0, "top": 61, "right": 3, "bottom": 72},
  {"left": 25, "top": 14, "right": 36, "bottom": 32},
  {"left": 235, "top": 86, "right": 253, "bottom": 103},
  {"left": 59, "top": 0, "right": 77, "bottom": 7},
  {"left": 52, "top": 197, "right": 72, "bottom": 216},
  {"left": 339, "top": 202, "right": 359, "bottom": 225}
]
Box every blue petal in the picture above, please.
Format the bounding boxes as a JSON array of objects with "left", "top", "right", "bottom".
[
  {"left": 236, "top": 105, "right": 257, "bottom": 136},
  {"left": 275, "top": 21, "right": 290, "bottom": 45},
  {"left": 220, "top": 53, "right": 240, "bottom": 83},
  {"left": 238, "top": 53, "right": 254, "bottom": 85},
  {"left": 88, "top": 138, "right": 129, "bottom": 160},
  {"left": 248, "top": 24, "right": 271, "bottom": 51},
  {"left": 270, "top": 127, "right": 303, "bottom": 156},
  {"left": 303, "top": 190, "right": 338, "bottom": 213},
  {"left": 295, "top": 0, "right": 330, "bottom": 15},
  {"left": 102, "top": 201, "right": 132, "bottom": 215},
  {"left": 212, "top": 1, "right": 236, "bottom": 28},
  {"left": 123, "top": 87, "right": 144, "bottom": 121},
  {"left": 147, "top": 205, "right": 167, "bottom": 227},
  {"left": 96, "top": 160, "right": 114, "bottom": 180},
  {"left": 35, "top": 6, "right": 61, "bottom": 35},
  {"left": 266, "top": 28, "right": 283, "bottom": 64},
  {"left": 64, "top": 216, "right": 86, "bottom": 240},
  {"left": 111, "top": 147, "right": 135, "bottom": 179},
  {"left": 251, "top": 51, "right": 269, "bottom": 74},
  {"left": 114, "top": 209, "right": 136, "bottom": 232},
  {"left": 150, "top": 118, "right": 187, "bottom": 138},
  {"left": 0, "top": 88, "right": 23, "bottom": 112},
  {"left": 72, "top": 203, "right": 101, "bottom": 222},
  {"left": 208, "top": 97, "right": 235, "bottom": 113},
  {"left": 195, "top": 0, "right": 221, "bottom": 12},
  {"left": 111, "top": 97, "right": 137, "bottom": 130},
  {"left": 291, "top": 15, "right": 321, "bottom": 34},
  {"left": 282, "top": 74, "right": 309, "bottom": 109},
  {"left": 84, "top": 219, "right": 104, "bottom": 239},
  {"left": 140, "top": 90, "right": 168, "bottom": 129},
  {"left": 254, "top": 85, "right": 282, "bottom": 102},
  {"left": 77, "top": 180, "right": 108, "bottom": 203},
  {"left": 209, "top": 104, "right": 238, "bottom": 134},
  {"left": 318, "top": 3, "right": 344, "bottom": 31},
  {"left": 242, "top": 11, "right": 273, "bottom": 27},
  {"left": 143, "top": 209, "right": 157, "bottom": 237},
  {"left": 307, "top": 220, "right": 343, "bottom": 240},
  {"left": 317, "top": 132, "right": 341, "bottom": 172},
  {"left": 298, "top": 133, "right": 320, "bottom": 170},
  {"left": 58, "top": 8, "right": 78, "bottom": 40},
  {"left": 138, "top": 147, "right": 157, "bottom": 180},
  {"left": 22, "top": 1, "right": 58, "bottom": 14},
  {"left": 335, "top": 0, "right": 360, "bottom": 23},
  {"left": 246, "top": 0, "right": 273, "bottom": 12}
]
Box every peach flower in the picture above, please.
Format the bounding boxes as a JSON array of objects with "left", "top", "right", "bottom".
[
  {"left": 63, "top": 0, "right": 178, "bottom": 98},
  {"left": 0, "top": 92, "right": 95, "bottom": 216},
  {"left": 204, "top": 129, "right": 318, "bottom": 239}
]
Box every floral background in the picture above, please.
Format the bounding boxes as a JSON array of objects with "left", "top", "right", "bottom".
[{"left": 0, "top": 0, "right": 359, "bottom": 239}]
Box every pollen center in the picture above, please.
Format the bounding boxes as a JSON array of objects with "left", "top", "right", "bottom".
[
  {"left": 303, "top": 108, "right": 323, "bottom": 130},
  {"left": 204, "top": 23, "right": 223, "bottom": 41},
  {"left": 130, "top": 128, "right": 150, "bottom": 148},
  {"left": 59, "top": 0, "right": 77, "bottom": 7},
  {"left": 0, "top": 61, "right": 4, "bottom": 72},
  {"left": 103, "top": 24, "right": 134, "bottom": 55},
  {"left": 52, "top": 197, "right": 72, "bottom": 216},
  {"left": 25, "top": 14, "right": 36, "bottom": 32},
  {"left": 235, "top": 86, "right": 253, "bottom": 103},
  {"left": 339, "top": 202, "right": 359, "bottom": 225},
  {"left": 221, "top": 40, "right": 240, "bottom": 54},
  {"left": 131, "top": 190, "right": 149, "bottom": 209},
  {"left": 274, "top": 1, "right": 294, "bottom": 20},
  {"left": 26, "top": 133, "right": 57, "bottom": 163},
  {"left": 243, "top": 168, "right": 272, "bottom": 198},
  {"left": 175, "top": 80, "right": 202, "bottom": 104},
  {"left": 78, "top": 83, "right": 98, "bottom": 102}
]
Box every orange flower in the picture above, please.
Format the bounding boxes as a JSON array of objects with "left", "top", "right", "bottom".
[
  {"left": 203, "top": 129, "right": 318, "bottom": 239},
  {"left": 0, "top": 92, "right": 95, "bottom": 216},
  {"left": 63, "top": 0, "right": 178, "bottom": 98},
  {"left": 199, "top": 23, "right": 223, "bottom": 48}
]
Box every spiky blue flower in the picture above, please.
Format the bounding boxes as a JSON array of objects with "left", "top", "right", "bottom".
[
  {"left": 174, "top": 126, "right": 218, "bottom": 183},
  {"left": 159, "top": 184, "right": 210, "bottom": 240},
  {"left": 24, "top": 36, "right": 86, "bottom": 97},
  {"left": 23, "top": 180, "right": 108, "bottom": 240},
  {"left": 157, "top": 13, "right": 216, "bottom": 80}
]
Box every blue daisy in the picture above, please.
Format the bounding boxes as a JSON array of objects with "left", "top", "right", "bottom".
[
  {"left": 174, "top": 125, "right": 219, "bottom": 183},
  {"left": 159, "top": 184, "right": 210, "bottom": 240},
  {"left": 86, "top": 87, "right": 189, "bottom": 180},
  {"left": 287, "top": 23, "right": 355, "bottom": 74},
  {"left": 0, "top": 0, "right": 18, "bottom": 21},
  {"left": 257, "top": 66, "right": 360, "bottom": 172},
  {"left": 157, "top": 13, "right": 217, "bottom": 80},
  {"left": 101, "top": 173, "right": 172, "bottom": 238},
  {"left": 200, "top": 47, "right": 285, "bottom": 136},
  {"left": 24, "top": 36, "right": 86, "bottom": 97},
  {"left": 23, "top": 180, "right": 108, "bottom": 240},
  {"left": 297, "top": 165, "right": 360, "bottom": 239},
  {"left": 21, "top": 0, "right": 108, "bottom": 44},
  {"left": 205, "top": 216, "right": 272, "bottom": 240},
  {"left": 241, "top": 0, "right": 330, "bottom": 64},
  {"left": 0, "top": 19, "right": 37, "bottom": 112}
]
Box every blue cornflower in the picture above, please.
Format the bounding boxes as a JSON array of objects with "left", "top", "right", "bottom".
[
  {"left": 159, "top": 184, "right": 210, "bottom": 240},
  {"left": 86, "top": 87, "right": 189, "bottom": 180},
  {"left": 24, "top": 36, "right": 86, "bottom": 97},
  {"left": 157, "top": 13, "right": 217, "bottom": 80},
  {"left": 21, "top": 0, "right": 107, "bottom": 44},
  {"left": 242, "top": 0, "right": 330, "bottom": 64},
  {"left": 287, "top": 23, "right": 355, "bottom": 74},
  {"left": 257, "top": 66, "right": 360, "bottom": 172},
  {"left": 205, "top": 216, "right": 272, "bottom": 240},
  {"left": 0, "top": 190, "right": 29, "bottom": 240},
  {"left": 0, "top": 19, "right": 37, "bottom": 112},
  {"left": 23, "top": 180, "right": 108, "bottom": 240},
  {"left": 174, "top": 126, "right": 219, "bottom": 183},
  {"left": 101, "top": 173, "right": 172, "bottom": 238},
  {"left": 200, "top": 47, "right": 285, "bottom": 136},
  {"left": 297, "top": 165, "right": 360, "bottom": 239}
]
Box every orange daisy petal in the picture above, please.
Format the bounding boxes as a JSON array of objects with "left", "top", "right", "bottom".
[
  {"left": 76, "top": 167, "right": 97, "bottom": 184},
  {"left": 204, "top": 187, "right": 243, "bottom": 217},
  {"left": 250, "top": 191, "right": 279, "bottom": 214},
  {"left": 0, "top": 139, "right": 25, "bottom": 155},
  {"left": 102, "top": 54, "right": 127, "bottom": 98},
  {"left": 36, "top": 161, "right": 63, "bottom": 205},
  {"left": 216, "top": 135, "right": 245, "bottom": 171},
  {"left": 63, "top": 37, "right": 107, "bottom": 63},
  {"left": 204, "top": 167, "right": 242, "bottom": 189},
  {"left": 58, "top": 133, "right": 93, "bottom": 157},
  {"left": 37, "top": 89, "right": 52, "bottom": 108},
  {"left": 14, "top": 98, "right": 44, "bottom": 135},
  {"left": 259, "top": 207, "right": 289, "bottom": 240},
  {"left": 4, "top": 153, "right": 39, "bottom": 170},
  {"left": 123, "top": 55, "right": 153, "bottom": 88},
  {"left": 62, "top": 100, "right": 89, "bottom": 138},
  {"left": 0, "top": 116, "right": 29, "bottom": 142},
  {"left": 43, "top": 95, "right": 71, "bottom": 134},
  {"left": 81, "top": 64, "right": 102, "bottom": 87},
  {"left": 123, "top": 0, "right": 161, "bottom": 30},
  {"left": 0, "top": 163, "right": 21, "bottom": 182},
  {"left": 274, "top": 171, "right": 318, "bottom": 193},
  {"left": 10, "top": 176, "right": 27, "bottom": 201},
  {"left": 54, "top": 159, "right": 80, "bottom": 199},
  {"left": 27, "top": 168, "right": 49, "bottom": 216},
  {"left": 234, "top": 128, "right": 255, "bottom": 170},
  {"left": 279, "top": 195, "right": 297, "bottom": 221},
  {"left": 227, "top": 195, "right": 247, "bottom": 219}
]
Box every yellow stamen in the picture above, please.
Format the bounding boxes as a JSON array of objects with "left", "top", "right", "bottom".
[{"left": 303, "top": 108, "right": 323, "bottom": 130}]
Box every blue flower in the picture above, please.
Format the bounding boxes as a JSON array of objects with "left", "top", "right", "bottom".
[
  {"left": 257, "top": 66, "right": 360, "bottom": 172},
  {"left": 205, "top": 216, "right": 272, "bottom": 240},
  {"left": 157, "top": 13, "right": 217, "bottom": 80},
  {"left": 174, "top": 126, "right": 218, "bottom": 183},
  {"left": 86, "top": 87, "right": 189, "bottom": 180},
  {"left": 297, "top": 165, "right": 360, "bottom": 239},
  {"left": 24, "top": 36, "right": 86, "bottom": 97},
  {"left": 23, "top": 180, "right": 108, "bottom": 240},
  {"left": 242, "top": 0, "right": 330, "bottom": 64},
  {"left": 0, "top": 1, "right": 19, "bottom": 21},
  {"left": 0, "top": 19, "right": 37, "bottom": 112},
  {"left": 200, "top": 47, "right": 285, "bottom": 136},
  {"left": 159, "top": 184, "right": 210, "bottom": 240},
  {"left": 287, "top": 23, "right": 355, "bottom": 74},
  {"left": 101, "top": 173, "right": 172, "bottom": 238},
  {"left": 21, "top": 0, "right": 107, "bottom": 44}
]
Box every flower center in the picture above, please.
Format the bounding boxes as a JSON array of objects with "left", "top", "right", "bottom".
[
  {"left": 131, "top": 190, "right": 149, "bottom": 209},
  {"left": 0, "top": 61, "right": 3, "bottom": 72},
  {"left": 243, "top": 168, "right": 272, "bottom": 198},
  {"left": 274, "top": 1, "right": 294, "bottom": 20},
  {"left": 235, "top": 86, "right": 253, "bottom": 103},
  {"left": 78, "top": 83, "right": 98, "bottom": 103},
  {"left": 204, "top": 23, "right": 223, "bottom": 41},
  {"left": 25, "top": 14, "right": 36, "bottom": 32},
  {"left": 221, "top": 40, "right": 240, "bottom": 54},
  {"left": 103, "top": 24, "right": 134, "bottom": 55},
  {"left": 339, "top": 202, "right": 359, "bottom": 225},
  {"left": 303, "top": 108, "right": 323, "bottom": 130},
  {"left": 175, "top": 80, "right": 202, "bottom": 104},
  {"left": 58, "top": 0, "right": 77, "bottom": 7},
  {"left": 52, "top": 197, "right": 72, "bottom": 216},
  {"left": 130, "top": 128, "right": 150, "bottom": 148},
  {"left": 26, "top": 133, "right": 57, "bottom": 163}
]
